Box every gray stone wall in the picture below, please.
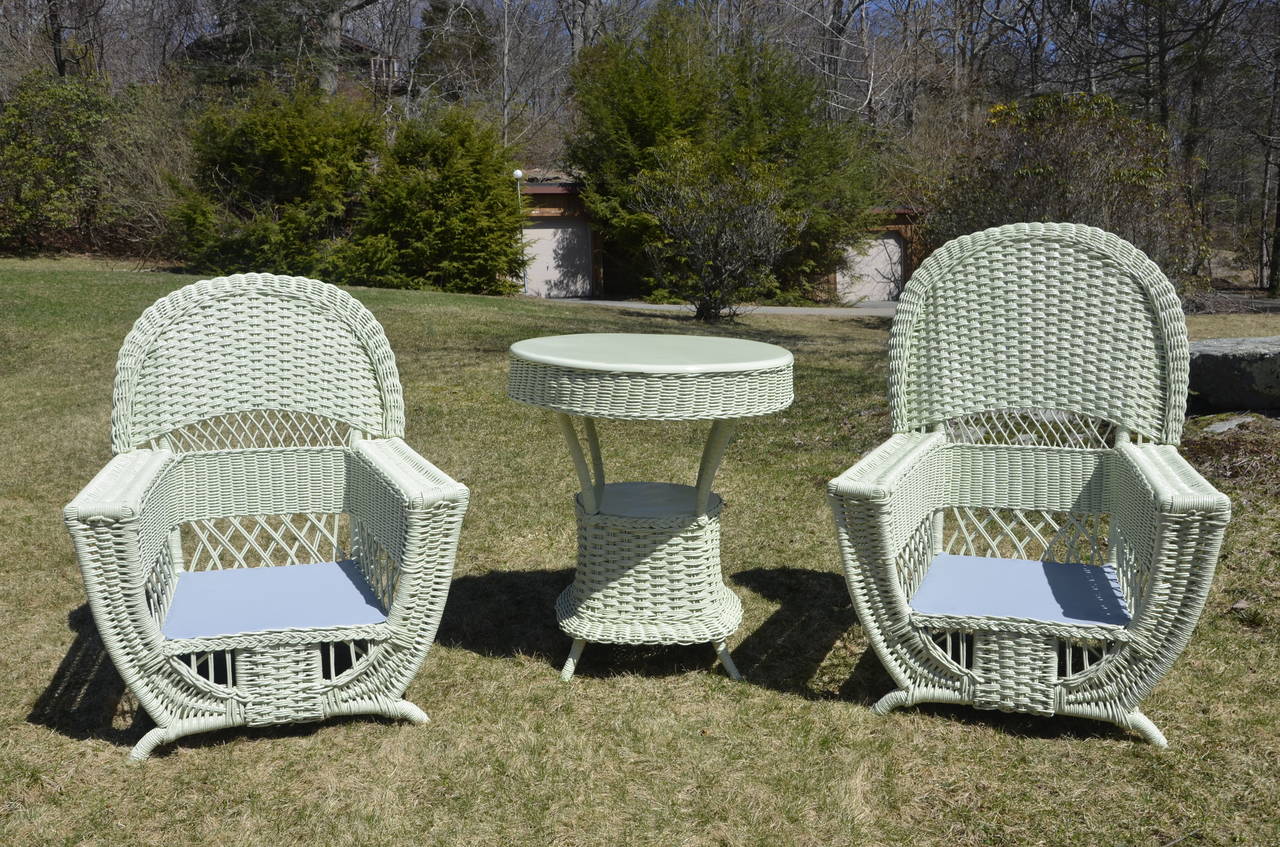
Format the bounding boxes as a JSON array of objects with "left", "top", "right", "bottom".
[{"left": 1189, "top": 336, "right": 1280, "bottom": 412}]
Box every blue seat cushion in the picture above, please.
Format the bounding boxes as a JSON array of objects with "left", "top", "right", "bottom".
[
  {"left": 910, "top": 554, "right": 1131, "bottom": 627},
  {"left": 162, "top": 560, "right": 387, "bottom": 641}
]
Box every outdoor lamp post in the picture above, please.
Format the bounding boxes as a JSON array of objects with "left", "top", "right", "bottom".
[{"left": 513, "top": 168, "right": 527, "bottom": 294}]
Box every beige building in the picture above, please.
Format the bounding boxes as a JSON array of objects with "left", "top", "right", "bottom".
[
  {"left": 517, "top": 181, "right": 915, "bottom": 303},
  {"left": 836, "top": 209, "right": 917, "bottom": 303},
  {"left": 519, "top": 177, "right": 599, "bottom": 298}
]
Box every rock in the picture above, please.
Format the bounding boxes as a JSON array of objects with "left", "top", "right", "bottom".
[
  {"left": 1189, "top": 336, "right": 1280, "bottom": 413},
  {"left": 1205, "top": 414, "right": 1255, "bottom": 434}
]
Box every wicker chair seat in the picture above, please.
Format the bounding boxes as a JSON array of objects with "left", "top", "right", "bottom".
[
  {"left": 910, "top": 554, "right": 1130, "bottom": 628},
  {"left": 162, "top": 560, "right": 387, "bottom": 641}
]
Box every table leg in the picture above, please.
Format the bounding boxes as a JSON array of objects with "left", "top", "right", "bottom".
[
  {"left": 695, "top": 419, "right": 735, "bottom": 515},
  {"left": 714, "top": 640, "right": 743, "bottom": 681},
  {"left": 557, "top": 413, "right": 602, "bottom": 514},
  {"left": 583, "top": 417, "right": 605, "bottom": 501},
  {"left": 560, "top": 638, "right": 586, "bottom": 682}
]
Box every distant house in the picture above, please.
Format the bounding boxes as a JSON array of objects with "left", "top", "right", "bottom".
[
  {"left": 835, "top": 209, "right": 918, "bottom": 302},
  {"left": 515, "top": 185, "right": 915, "bottom": 303},
  {"left": 518, "top": 171, "right": 600, "bottom": 298}
]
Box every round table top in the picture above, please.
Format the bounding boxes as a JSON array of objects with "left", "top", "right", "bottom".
[
  {"left": 509, "top": 333, "right": 793, "bottom": 374},
  {"left": 508, "top": 333, "right": 794, "bottom": 420}
]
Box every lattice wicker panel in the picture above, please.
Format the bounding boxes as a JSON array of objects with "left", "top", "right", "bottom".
[
  {"left": 1057, "top": 639, "right": 1112, "bottom": 678},
  {"left": 940, "top": 507, "right": 1110, "bottom": 565},
  {"left": 930, "top": 630, "right": 976, "bottom": 670},
  {"left": 148, "top": 410, "right": 354, "bottom": 452},
  {"left": 145, "top": 543, "right": 179, "bottom": 626},
  {"left": 320, "top": 639, "right": 372, "bottom": 681},
  {"left": 896, "top": 512, "right": 937, "bottom": 597},
  {"left": 1112, "top": 527, "right": 1146, "bottom": 616},
  {"left": 175, "top": 650, "right": 237, "bottom": 687},
  {"left": 351, "top": 522, "right": 399, "bottom": 610},
  {"left": 944, "top": 408, "right": 1117, "bottom": 449},
  {"left": 179, "top": 512, "right": 351, "bottom": 570}
]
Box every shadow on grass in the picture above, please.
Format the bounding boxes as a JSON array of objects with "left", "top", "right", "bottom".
[
  {"left": 437, "top": 567, "right": 748, "bottom": 678},
  {"left": 604, "top": 307, "right": 891, "bottom": 353},
  {"left": 908, "top": 703, "right": 1137, "bottom": 743},
  {"left": 436, "top": 568, "right": 570, "bottom": 663},
  {"left": 730, "top": 567, "right": 893, "bottom": 704},
  {"left": 27, "top": 604, "right": 148, "bottom": 748}
]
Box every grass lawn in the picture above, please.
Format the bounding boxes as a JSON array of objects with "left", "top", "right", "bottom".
[{"left": 2, "top": 262, "right": 1279, "bottom": 846}]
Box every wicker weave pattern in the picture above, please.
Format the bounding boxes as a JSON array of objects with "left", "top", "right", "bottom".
[
  {"left": 890, "top": 222, "right": 1188, "bottom": 444},
  {"left": 972, "top": 634, "right": 1057, "bottom": 715},
  {"left": 65, "top": 274, "right": 468, "bottom": 759},
  {"left": 112, "top": 273, "right": 404, "bottom": 453},
  {"left": 829, "top": 224, "right": 1229, "bottom": 746},
  {"left": 556, "top": 495, "right": 743, "bottom": 645},
  {"left": 508, "top": 358, "right": 792, "bottom": 420}
]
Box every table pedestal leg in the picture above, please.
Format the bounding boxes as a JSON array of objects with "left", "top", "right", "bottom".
[
  {"left": 714, "top": 641, "right": 742, "bottom": 680},
  {"left": 560, "top": 638, "right": 586, "bottom": 681},
  {"left": 554, "top": 416, "right": 745, "bottom": 682}
]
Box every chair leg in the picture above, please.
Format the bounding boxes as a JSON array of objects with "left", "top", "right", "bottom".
[
  {"left": 128, "top": 717, "right": 227, "bottom": 761},
  {"left": 393, "top": 699, "right": 430, "bottom": 725},
  {"left": 714, "top": 641, "right": 742, "bottom": 681},
  {"left": 129, "top": 726, "right": 175, "bottom": 761},
  {"left": 560, "top": 638, "right": 586, "bottom": 681},
  {"left": 872, "top": 688, "right": 912, "bottom": 715},
  {"left": 1119, "top": 709, "right": 1168, "bottom": 748}
]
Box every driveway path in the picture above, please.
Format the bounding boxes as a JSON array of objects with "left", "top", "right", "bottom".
[{"left": 534, "top": 298, "right": 898, "bottom": 318}]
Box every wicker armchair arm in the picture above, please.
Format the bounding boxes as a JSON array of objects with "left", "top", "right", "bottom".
[
  {"left": 1113, "top": 442, "right": 1231, "bottom": 517},
  {"left": 829, "top": 435, "right": 952, "bottom": 501},
  {"left": 828, "top": 431, "right": 947, "bottom": 503},
  {"left": 64, "top": 449, "right": 175, "bottom": 527},
  {"left": 1108, "top": 442, "right": 1230, "bottom": 647},
  {"left": 344, "top": 438, "right": 469, "bottom": 564},
  {"left": 828, "top": 431, "right": 948, "bottom": 593},
  {"left": 349, "top": 438, "right": 468, "bottom": 508},
  {"left": 63, "top": 450, "right": 179, "bottom": 663}
]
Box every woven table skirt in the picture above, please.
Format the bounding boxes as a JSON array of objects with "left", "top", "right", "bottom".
[{"left": 556, "top": 483, "right": 743, "bottom": 645}]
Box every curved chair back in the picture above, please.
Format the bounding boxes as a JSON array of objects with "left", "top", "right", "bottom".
[
  {"left": 111, "top": 273, "right": 404, "bottom": 453},
  {"left": 889, "top": 222, "right": 1188, "bottom": 444}
]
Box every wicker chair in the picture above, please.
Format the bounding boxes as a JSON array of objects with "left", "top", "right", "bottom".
[
  {"left": 63, "top": 273, "right": 469, "bottom": 759},
  {"left": 828, "top": 223, "right": 1230, "bottom": 746}
]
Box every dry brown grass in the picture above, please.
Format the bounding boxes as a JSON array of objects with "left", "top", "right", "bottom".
[{"left": 2, "top": 271, "right": 1278, "bottom": 846}]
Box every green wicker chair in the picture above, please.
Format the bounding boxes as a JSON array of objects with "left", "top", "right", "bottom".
[
  {"left": 828, "top": 223, "right": 1230, "bottom": 746},
  {"left": 63, "top": 273, "right": 469, "bottom": 759}
]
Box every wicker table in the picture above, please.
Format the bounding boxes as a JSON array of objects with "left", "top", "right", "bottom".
[{"left": 508, "top": 333, "right": 793, "bottom": 680}]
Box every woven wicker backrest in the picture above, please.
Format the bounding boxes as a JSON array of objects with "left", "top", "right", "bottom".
[
  {"left": 889, "top": 222, "right": 1188, "bottom": 444},
  {"left": 112, "top": 273, "right": 404, "bottom": 453}
]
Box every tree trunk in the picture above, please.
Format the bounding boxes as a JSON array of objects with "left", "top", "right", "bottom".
[
  {"left": 318, "top": 1, "right": 381, "bottom": 95},
  {"left": 1266, "top": 32, "right": 1280, "bottom": 294},
  {"left": 1155, "top": 1, "right": 1170, "bottom": 128},
  {"left": 1269, "top": 181, "right": 1280, "bottom": 294},
  {"left": 319, "top": 5, "right": 343, "bottom": 95},
  {"left": 560, "top": 0, "right": 601, "bottom": 58},
  {"left": 46, "top": 0, "right": 67, "bottom": 77}
]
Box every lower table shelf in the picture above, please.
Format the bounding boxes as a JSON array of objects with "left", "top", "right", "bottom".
[{"left": 555, "top": 481, "right": 743, "bottom": 679}]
